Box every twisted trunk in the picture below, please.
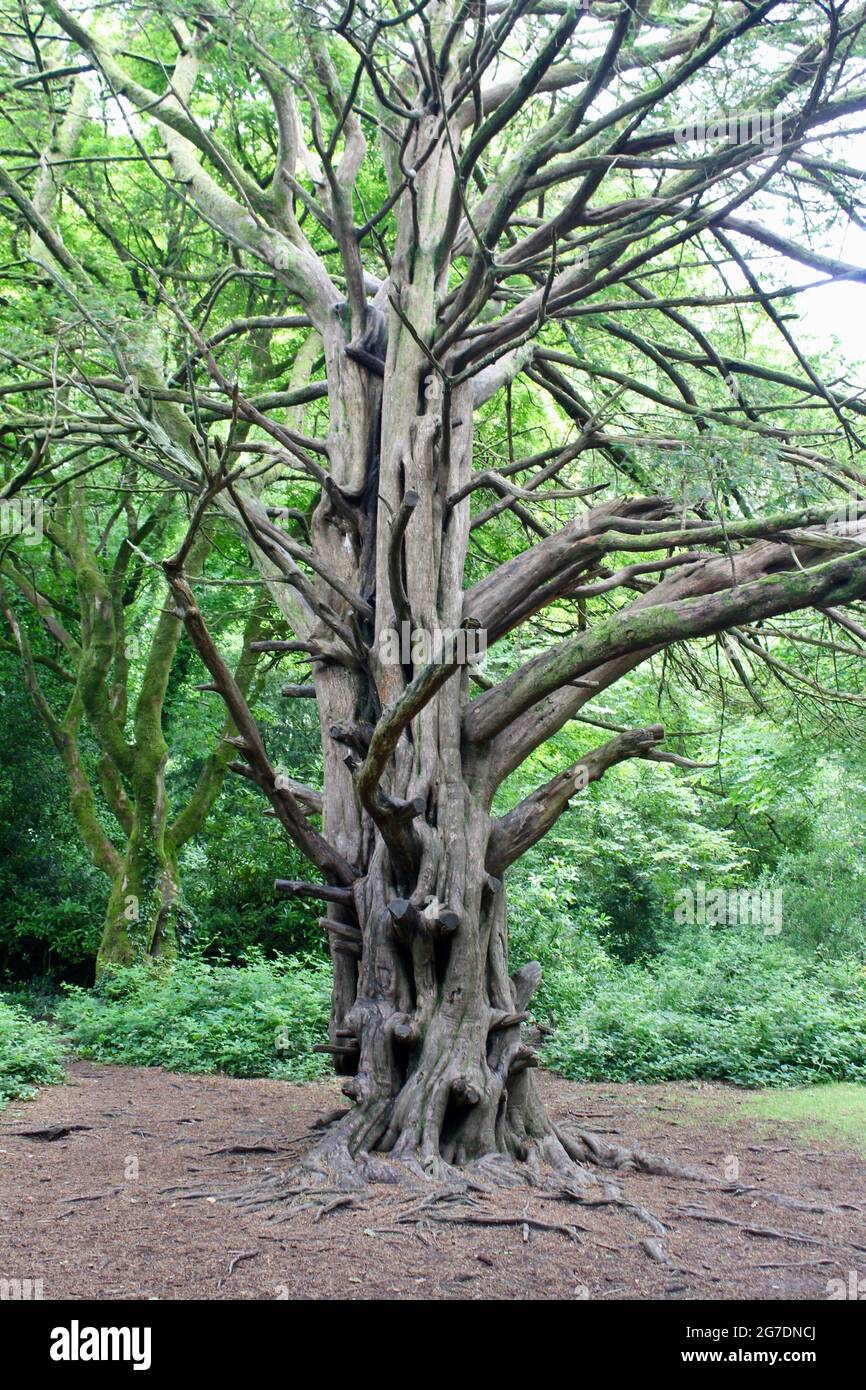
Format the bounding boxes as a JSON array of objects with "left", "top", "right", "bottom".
[
  {"left": 331, "top": 828, "right": 561, "bottom": 1176},
  {"left": 303, "top": 101, "right": 564, "bottom": 1167},
  {"left": 314, "top": 747, "right": 569, "bottom": 1178}
]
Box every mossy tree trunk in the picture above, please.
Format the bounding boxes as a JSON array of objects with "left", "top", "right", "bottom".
[
  {"left": 2, "top": 490, "right": 266, "bottom": 974},
  {"left": 99, "top": 836, "right": 180, "bottom": 969}
]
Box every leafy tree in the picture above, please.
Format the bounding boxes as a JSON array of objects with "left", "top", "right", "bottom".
[
  {"left": 2, "top": 0, "right": 866, "bottom": 1191},
  {"left": 1, "top": 487, "right": 267, "bottom": 968}
]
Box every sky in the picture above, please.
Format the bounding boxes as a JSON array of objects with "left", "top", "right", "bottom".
[
  {"left": 793, "top": 221, "right": 866, "bottom": 385},
  {"left": 737, "top": 125, "right": 866, "bottom": 392}
]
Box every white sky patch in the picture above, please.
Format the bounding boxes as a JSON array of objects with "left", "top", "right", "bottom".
[{"left": 727, "top": 126, "right": 866, "bottom": 388}]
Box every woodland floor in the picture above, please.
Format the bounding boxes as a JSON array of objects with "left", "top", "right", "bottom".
[{"left": 1, "top": 1061, "right": 864, "bottom": 1301}]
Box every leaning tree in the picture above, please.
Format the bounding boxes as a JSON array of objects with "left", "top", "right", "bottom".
[{"left": 4, "top": 0, "right": 866, "bottom": 1184}]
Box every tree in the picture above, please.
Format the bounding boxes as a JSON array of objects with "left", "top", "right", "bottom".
[
  {"left": 1, "top": 480, "right": 266, "bottom": 970},
  {"left": 3, "top": 0, "right": 866, "bottom": 1184}
]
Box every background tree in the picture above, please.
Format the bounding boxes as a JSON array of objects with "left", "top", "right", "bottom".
[
  {"left": 1, "top": 477, "right": 267, "bottom": 969},
  {"left": 2, "top": 0, "right": 866, "bottom": 1186}
]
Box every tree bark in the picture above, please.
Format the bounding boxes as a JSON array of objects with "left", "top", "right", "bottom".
[{"left": 98, "top": 814, "right": 180, "bottom": 970}]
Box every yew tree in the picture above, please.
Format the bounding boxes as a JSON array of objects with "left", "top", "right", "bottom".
[{"left": 4, "top": 0, "right": 866, "bottom": 1183}]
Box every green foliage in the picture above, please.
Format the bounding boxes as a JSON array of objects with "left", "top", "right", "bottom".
[
  {"left": 505, "top": 721, "right": 746, "bottom": 966},
  {"left": 55, "top": 953, "right": 332, "bottom": 1081},
  {"left": 503, "top": 709, "right": 866, "bottom": 1088},
  {"left": 175, "top": 689, "right": 328, "bottom": 961},
  {"left": 178, "top": 803, "right": 324, "bottom": 960},
  {"left": 0, "top": 997, "right": 65, "bottom": 1106},
  {"left": 506, "top": 859, "right": 618, "bottom": 1016},
  {"left": 759, "top": 757, "right": 866, "bottom": 956},
  {"left": 541, "top": 929, "right": 866, "bottom": 1088},
  {"left": 0, "top": 671, "right": 107, "bottom": 982}
]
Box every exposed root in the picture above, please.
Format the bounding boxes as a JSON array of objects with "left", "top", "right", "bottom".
[
  {"left": 396, "top": 1210, "right": 584, "bottom": 1242},
  {"left": 640, "top": 1236, "right": 673, "bottom": 1266},
  {"left": 556, "top": 1123, "right": 713, "bottom": 1182},
  {"left": 721, "top": 1183, "right": 861, "bottom": 1216},
  {"left": 467, "top": 1151, "right": 534, "bottom": 1188},
  {"left": 314, "top": 1195, "right": 356, "bottom": 1221},
  {"left": 670, "top": 1205, "right": 823, "bottom": 1246},
  {"left": 217, "top": 1249, "right": 260, "bottom": 1287},
  {"left": 177, "top": 1082, "right": 761, "bottom": 1256},
  {"left": 181, "top": 1108, "right": 694, "bottom": 1249},
  {"left": 554, "top": 1181, "right": 669, "bottom": 1239}
]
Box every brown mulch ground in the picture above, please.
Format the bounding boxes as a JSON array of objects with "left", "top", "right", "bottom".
[{"left": 1, "top": 1061, "right": 864, "bottom": 1300}]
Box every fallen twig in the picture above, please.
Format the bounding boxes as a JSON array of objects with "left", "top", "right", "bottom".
[{"left": 218, "top": 1249, "right": 260, "bottom": 1287}]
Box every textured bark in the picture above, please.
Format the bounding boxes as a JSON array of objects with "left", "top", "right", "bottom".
[{"left": 99, "top": 822, "right": 181, "bottom": 970}]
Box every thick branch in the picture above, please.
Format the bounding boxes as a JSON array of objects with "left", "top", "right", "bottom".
[
  {"left": 487, "top": 724, "right": 665, "bottom": 873},
  {"left": 468, "top": 549, "right": 866, "bottom": 746}
]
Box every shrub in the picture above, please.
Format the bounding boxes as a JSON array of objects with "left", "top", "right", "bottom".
[
  {"left": 0, "top": 997, "right": 65, "bottom": 1105},
  {"left": 55, "top": 952, "right": 332, "bottom": 1081},
  {"left": 541, "top": 928, "right": 866, "bottom": 1087}
]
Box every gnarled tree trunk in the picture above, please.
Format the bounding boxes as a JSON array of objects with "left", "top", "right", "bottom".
[
  {"left": 24, "top": 0, "right": 866, "bottom": 1191},
  {"left": 292, "top": 107, "right": 555, "bottom": 1176}
]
